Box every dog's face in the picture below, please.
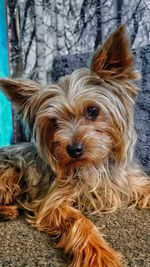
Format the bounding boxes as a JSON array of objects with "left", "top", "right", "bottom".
[
  {"left": 35, "top": 69, "right": 129, "bottom": 171},
  {"left": 0, "top": 26, "right": 139, "bottom": 173},
  {"left": 36, "top": 69, "right": 117, "bottom": 170}
]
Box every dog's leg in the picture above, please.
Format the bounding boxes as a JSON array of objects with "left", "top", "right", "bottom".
[
  {"left": 56, "top": 205, "right": 123, "bottom": 267},
  {"left": 0, "top": 167, "right": 21, "bottom": 220},
  {"left": 126, "top": 166, "right": 150, "bottom": 208},
  {"left": 30, "top": 189, "right": 123, "bottom": 267}
]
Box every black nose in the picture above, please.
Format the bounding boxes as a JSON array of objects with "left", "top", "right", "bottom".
[{"left": 67, "top": 143, "right": 84, "bottom": 158}]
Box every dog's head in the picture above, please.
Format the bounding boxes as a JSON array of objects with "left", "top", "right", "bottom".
[{"left": 0, "top": 26, "right": 139, "bottom": 176}]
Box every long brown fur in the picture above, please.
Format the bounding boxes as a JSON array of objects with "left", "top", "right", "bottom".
[{"left": 0, "top": 25, "right": 149, "bottom": 266}]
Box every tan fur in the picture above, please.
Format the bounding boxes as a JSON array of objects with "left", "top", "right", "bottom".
[{"left": 0, "top": 26, "right": 149, "bottom": 267}]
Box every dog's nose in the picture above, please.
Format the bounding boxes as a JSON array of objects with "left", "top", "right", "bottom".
[{"left": 67, "top": 143, "right": 84, "bottom": 158}]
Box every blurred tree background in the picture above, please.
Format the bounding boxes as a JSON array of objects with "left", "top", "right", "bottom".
[{"left": 8, "top": 0, "right": 150, "bottom": 84}]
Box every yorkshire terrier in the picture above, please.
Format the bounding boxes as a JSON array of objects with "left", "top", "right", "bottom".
[{"left": 0, "top": 26, "right": 149, "bottom": 267}]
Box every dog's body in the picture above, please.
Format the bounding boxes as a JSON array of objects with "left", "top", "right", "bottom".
[
  {"left": 0, "top": 143, "right": 53, "bottom": 207},
  {"left": 0, "top": 26, "right": 150, "bottom": 267}
]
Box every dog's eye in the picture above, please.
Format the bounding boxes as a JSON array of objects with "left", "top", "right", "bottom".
[
  {"left": 85, "top": 106, "right": 99, "bottom": 120},
  {"left": 51, "top": 118, "right": 59, "bottom": 128}
]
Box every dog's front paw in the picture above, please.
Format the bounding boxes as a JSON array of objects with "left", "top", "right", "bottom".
[
  {"left": 136, "top": 184, "right": 150, "bottom": 209},
  {"left": 0, "top": 205, "right": 19, "bottom": 221},
  {"left": 34, "top": 201, "right": 124, "bottom": 267},
  {"left": 71, "top": 237, "right": 123, "bottom": 267},
  {"left": 58, "top": 215, "right": 124, "bottom": 267},
  {"left": 137, "top": 196, "right": 150, "bottom": 209}
]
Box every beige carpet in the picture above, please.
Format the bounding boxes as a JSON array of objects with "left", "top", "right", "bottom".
[{"left": 0, "top": 208, "right": 150, "bottom": 267}]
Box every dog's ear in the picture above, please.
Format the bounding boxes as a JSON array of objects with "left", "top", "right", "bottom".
[
  {"left": 91, "top": 25, "right": 139, "bottom": 80},
  {"left": 0, "top": 78, "right": 41, "bottom": 130},
  {"left": 0, "top": 78, "right": 40, "bottom": 107}
]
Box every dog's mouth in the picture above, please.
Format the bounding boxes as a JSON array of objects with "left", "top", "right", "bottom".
[
  {"left": 66, "top": 158, "right": 87, "bottom": 169},
  {"left": 55, "top": 151, "right": 104, "bottom": 170},
  {"left": 67, "top": 157, "right": 103, "bottom": 170}
]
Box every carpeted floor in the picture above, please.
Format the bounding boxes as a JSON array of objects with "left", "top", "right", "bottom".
[{"left": 0, "top": 208, "right": 149, "bottom": 267}]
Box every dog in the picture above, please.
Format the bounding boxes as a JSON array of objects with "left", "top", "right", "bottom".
[{"left": 0, "top": 26, "right": 149, "bottom": 267}]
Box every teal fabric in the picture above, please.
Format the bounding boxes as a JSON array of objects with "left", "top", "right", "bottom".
[{"left": 0, "top": 1, "right": 12, "bottom": 146}]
